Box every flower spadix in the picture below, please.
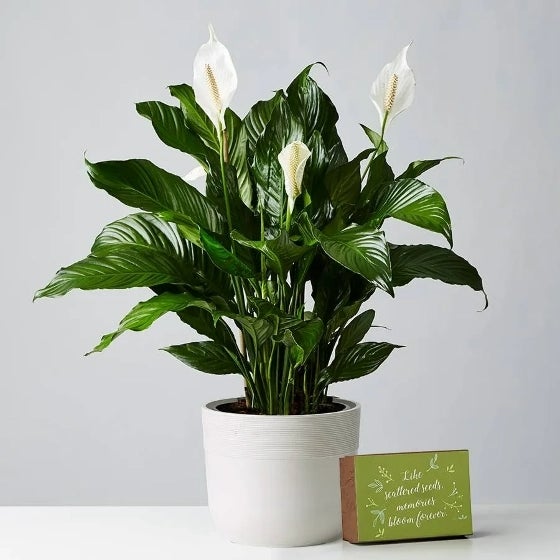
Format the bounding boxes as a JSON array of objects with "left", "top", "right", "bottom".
[
  {"left": 193, "top": 24, "right": 237, "bottom": 131},
  {"left": 278, "top": 141, "right": 312, "bottom": 214},
  {"left": 370, "top": 43, "right": 415, "bottom": 131}
]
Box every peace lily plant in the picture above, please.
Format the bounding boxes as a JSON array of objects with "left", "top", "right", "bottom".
[{"left": 35, "top": 26, "right": 485, "bottom": 416}]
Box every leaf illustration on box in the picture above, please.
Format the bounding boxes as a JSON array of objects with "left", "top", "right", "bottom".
[
  {"left": 371, "top": 509, "right": 386, "bottom": 527},
  {"left": 366, "top": 497, "right": 379, "bottom": 509},
  {"left": 427, "top": 453, "right": 439, "bottom": 471},
  {"left": 368, "top": 479, "right": 384, "bottom": 493},
  {"left": 443, "top": 500, "right": 462, "bottom": 512},
  {"left": 449, "top": 481, "right": 459, "bottom": 497},
  {"left": 375, "top": 527, "right": 385, "bottom": 538},
  {"left": 378, "top": 466, "right": 393, "bottom": 482}
]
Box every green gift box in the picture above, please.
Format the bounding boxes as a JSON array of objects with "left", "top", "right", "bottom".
[{"left": 340, "top": 449, "right": 473, "bottom": 543}]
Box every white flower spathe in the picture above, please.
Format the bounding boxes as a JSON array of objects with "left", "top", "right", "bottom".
[
  {"left": 193, "top": 24, "right": 238, "bottom": 131},
  {"left": 370, "top": 43, "right": 415, "bottom": 130},
  {"left": 278, "top": 141, "right": 312, "bottom": 213}
]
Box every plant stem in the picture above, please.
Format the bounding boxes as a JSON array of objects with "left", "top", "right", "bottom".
[
  {"left": 259, "top": 204, "right": 267, "bottom": 299},
  {"left": 285, "top": 204, "right": 292, "bottom": 232},
  {"left": 218, "top": 125, "right": 250, "bottom": 406},
  {"left": 360, "top": 112, "right": 388, "bottom": 183}
]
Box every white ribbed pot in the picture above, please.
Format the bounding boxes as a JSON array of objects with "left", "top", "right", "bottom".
[{"left": 201, "top": 397, "right": 360, "bottom": 547}]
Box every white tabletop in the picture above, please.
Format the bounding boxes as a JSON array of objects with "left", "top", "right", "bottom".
[{"left": 0, "top": 505, "right": 558, "bottom": 559}]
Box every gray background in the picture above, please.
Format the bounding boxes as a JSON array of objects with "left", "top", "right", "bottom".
[{"left": 1, "top": 0, "right": 558, "bottom": 505}]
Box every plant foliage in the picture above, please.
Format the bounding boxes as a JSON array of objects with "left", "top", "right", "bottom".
[{"left": 35, "top": 64, "right": 485, "bottom": 414}]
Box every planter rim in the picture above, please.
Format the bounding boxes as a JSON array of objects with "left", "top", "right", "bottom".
[
  {"left": 203, "top": 396, "right": 360, "bottom": 418},
  {"left": 202, "top": 396, "right": 361, "bottom": 459}
]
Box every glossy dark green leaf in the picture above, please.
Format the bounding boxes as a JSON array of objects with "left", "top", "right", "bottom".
[
  {"left": 88, "top": 214, "right": 230, "bottom": 296},
  {"left": 136, "top": 101, "right": 210, "bottom": 163},
  {"left": 231, "top": 230, "right": 310, "bottom": 278},
  {"left": 286, "top": 64, "right": 346, "bottom": 163},
  {"left": 163, "top": 342, "right": 241, "bottom": 374},
  {"left": 200, "top": 229, "right": 255, "bottom": 278},
  {"left": 368, "top": 178, "right": 453, "bottom": 246},
  {"left": 289, "top": 317, "right": 324, "bottom": 364},
  {"left": 175, "top": 306, "right": 237, "bottom": 351},
  {"left": 35, "top": 214, "right": 192, "bottom": 299},
  {"left": 168, "top": 84, "right": 219, "bottom": 151},
  {"left": 90, "top": 213, "right": 231, "bottom": 298},
  {"left": 358, "top": 156, "right": 395, "bottom": 219},
  {"left": 326, "top": 149, "right": 373, "bottom": 207},
  {"left": 389, "top": 243, "right": 487, "bottom": 307},
  {"left": 397, "top": 157, "right": 462, "bottom": 180},
  {"left": 88, "top": 292, "right": 214, "bottom": 354},
  {"left": 324, "top": 301, "right": 361, "bottom": 340},
  {"left": 337, "top": 309, "right": 376, "bottom": 352},
  {"left": 88, "top": 213, "right": 222, "bottom": 290},
  {"left": 157, "top": 211, "right": 202, "bottom": 247},
  {"left": 360, "top": 124, "right": 388, "bottom": 153},
  {"left": 244, "top": 90, "right": 284, "bottom": 154},
  {"left": 247, "top": 297, "right": 302, "bottom": 331},
  {"left": 325, "top": 341, "right": 401, "bottom": 383},
  {"left": 304, "top": 131, "right": 331, "bottom": 227},
  {"left": 317, "top": 226, "right": 393, "bottom": 295},
  {"left": 34, "top": 248, "right": 187, "bottom": 300},
  {"left": 213, "top": 312, "right": 275, "bottom": 349},
  {"left": 90, "top": 213, "right": 186, "bottom": 256},
  {"left": 86, "top": 158, "right": 225, "bottom": 234},
  {"left": 224, "top": 109, "right": 253, "bottom": 209}
]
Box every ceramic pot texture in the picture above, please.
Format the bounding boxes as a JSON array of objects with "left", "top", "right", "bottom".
[{"left": 201, "top": 397, "right": 360, "bottom": 547}]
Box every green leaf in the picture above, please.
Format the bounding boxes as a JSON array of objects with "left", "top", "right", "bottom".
[
  {"left": 200, "top": 229, "right": 255, "bottom": 278},
  {"left": 168, "top": 84, "right": 219, "bottom": 152},
  {"left": 90, "top": 213, "right": 186, "bottom": 256},
  {"left": 286, "top": 64, "right": 346, "bottom": 163},
  {"left": 204, "top": 164, "right": 259, "bottom": 257},
  {"left": 295, "top": 213, "right": 319, "bottom": 246},
  {"left": 324, "top": 301, "right": 361, "bottom": 340},
  {"left": 304, "top": 131, "right": 331, "bottom": 227},
  {"left": 360, "top": 124, "right": 388, "bottom": 153},
  {"left": 157, "top": 211, "right": 202, "bottom": 247},
  {"left": 34, "top": 248, "right": 188, "bottom": 300},
  {"left": 317, "top": 226, "right": 393, "bottom": 295},
  {"left": 368, "top": 178, "right": 453, "bottom": 246},
  {"left": 389, "top": 244, "right": 487, "bottom": 307},
  {"left": 244, "top": 90, "right": 284, "bottom": 154},
  {"left": 325, "top": 342, "right": 401, "bottom": 383},
  {"left": 174, "top": 306, "right": 237, "bottom": 351},
  {"left": 358, "top": 159, "right": 394, "bottom": 220},
  {"left": 85, "top": 158, "right": 225, "bottom": 234},
  {"left": 224, "top": 109, "right": 253, "bottom": 209},
  {"left": 337, "top": 309, "right": 376, "bottom": 352},
  {"left": 136, "top": 101, "right": 210, "bottom": 164},
  {"left": 163, "top": 342, "right": 241, "bottom": 374},
  {"left": 247, "top": 297, "right": 302, "bottom": 331},
  {"left": 290, "top": 317, "right": 324, "bottom": 364},
  {"left": 35, "top": 214, "right": 192, "bottom": 299},
  {"left": 280, "top": 330, "right": 305, "bottom": 367},
  {"left": 279, "top": 318, "right": 323, "bottom": 368},
  {"left": 88, "top": 214, "right": 229, "bottom": 296},
  {"left": 87, "top": 292, "right": 213, "bottom": 354},
  {"left": 231, "top": 230, "right": 310, "bottom": 279},
  {"left": 213, "top": 313, "right": 275, "bottom": 349},
  {"left": 326, "top": 149, "right": 373, "bottom": 208},
  {"left": 397, "top": 157, "right": 462, "bottom": 180}
]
